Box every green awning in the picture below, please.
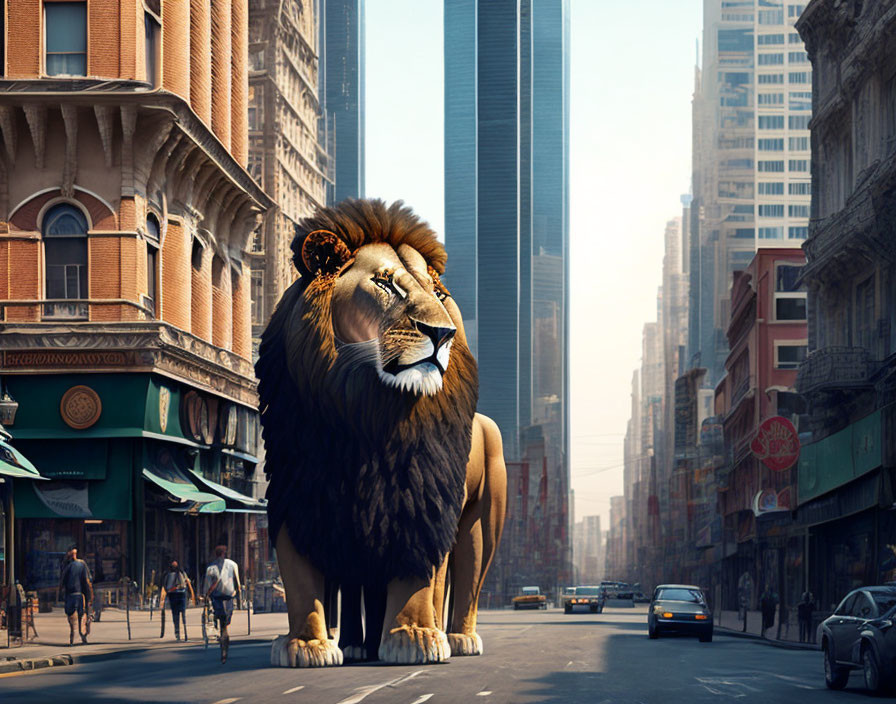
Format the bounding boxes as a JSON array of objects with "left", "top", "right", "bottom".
[
  {"left": 188, "top": 469, "right": 266, "bottom": 512},
  {"left": 143, "top": 467, "right": 225, "bottom": 514},
  {"left": 0, "top": 439, "right": 45, "bottom": 480}
]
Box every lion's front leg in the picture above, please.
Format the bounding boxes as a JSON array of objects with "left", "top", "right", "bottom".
[
  {"left": 378, "top": 573, "right": 450, "bottom": 665},
  {"left": 271, "top": 528, "right": 343, "bottom": 668}
]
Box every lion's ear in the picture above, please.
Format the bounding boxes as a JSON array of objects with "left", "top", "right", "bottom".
[{"left": 301, "top": 230, "right": 352, "bottom": 277}]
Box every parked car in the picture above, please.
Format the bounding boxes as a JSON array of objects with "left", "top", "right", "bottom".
[
  {"left": 647, "top": 584, "right": 713, "bottom": 642},
  {"left": 563, "top": 586, "right": 606, "bottom": 614},
  {"left": 819, "top": 585, "right": 896, "bottom": 694},
  {"left": 632, "top": 591, "right": 651, "bottom": 604},
  {"left": 512, "top": 586, "right": 547, "bottom": 610}
]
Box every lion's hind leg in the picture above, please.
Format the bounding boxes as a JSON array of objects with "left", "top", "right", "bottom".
[{"left": 271, "top": 529, "right": 343, "bottom": 668}]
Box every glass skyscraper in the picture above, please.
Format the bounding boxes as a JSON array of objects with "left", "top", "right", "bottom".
[
  {"left": 319, "top": 0, "right": 365, "bottom": 204},
  {"left": 444, "top": 0, "right": 570, "bottom": 471}
]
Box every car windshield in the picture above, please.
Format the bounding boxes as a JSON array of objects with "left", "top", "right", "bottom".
[
  {"left": 656, "top": 588, "right": 704, "bottom": 603},
  {"left": 577, "top": 587, "right": 601, "bottom": 596},
  {"left": 522, "top": 587, "right": 539, "bottom": 595},
  {"left": 872, "top": 593, "right": 896, "bottom": 615}
]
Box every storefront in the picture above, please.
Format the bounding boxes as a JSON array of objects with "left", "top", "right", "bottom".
[
  {"left": 5, "top": 372, "right": 263, "bottom": 599},
  {"left": 0, "top": 428, "right": 44, "bottom": 589}
]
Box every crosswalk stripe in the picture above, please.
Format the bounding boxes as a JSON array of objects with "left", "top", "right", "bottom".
[{"left": 283, "top": 686, "right": 305, "bottom": 694}]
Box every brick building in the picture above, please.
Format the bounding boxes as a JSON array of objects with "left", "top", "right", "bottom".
[{"left": 0, "top": 0, "right": 271, "bottom": 599}]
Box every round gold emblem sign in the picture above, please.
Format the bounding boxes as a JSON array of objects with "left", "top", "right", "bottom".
[{"left": 60, "top": 385, "right": 102, "bottom": 430}]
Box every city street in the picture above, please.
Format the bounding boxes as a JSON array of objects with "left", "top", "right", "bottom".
[{"left": 0, "top": 605, "right": 862, "bottom": 703}]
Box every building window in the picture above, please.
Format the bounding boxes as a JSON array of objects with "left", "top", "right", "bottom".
[
  {"left": 788, "top": 5, "right": 806, "bottom": 17},
  {"left": 789, "top": 182, "right": 811, "bottom": 195},
  {"left": 145, "top": 12, "right": 161, "bottom": 86},
  {"left": 758, "top": 73, "right": 784, "bottom": 84},
  {"left": 788, "top": 204, "right": 809, "bottom": 218},
  {"left": 43, "top": 203, "right": 89, "bottom": 319},
  {"left": 759, "top": 115, "right": 785, "bottom": 129},
  {"left": 251, "top": 269, "right": 264, "bottom": 325},
  {"left": 759, "top": 204, "right": 785, "bottom": 217},
  {"left": 758, "top": 138, "right": 785, "bottom": 151},
  {"left": 856, "top": 276, "right": 875, "bottom": 350},
  {"left": 757, "top": 34, "right": 785, "bottom": 45},
  {"left": 789, "top": 159, "right": 809, "bottom": 171},
  {"left": 788, "top": 226, "right": 808, "bottom": 239},
  {"left": 774, "top": 263, "right": 807, "bottom": 321},
  {"left": 759, "top": 160, "right": 785, "bottom": 172},
  {"left": 248, "top": 46, "right": 265, "bottom": 71},
  {"left": 789, "top": 33, "right": 802, "bottom": 43},
  {"left": 758, "top": 53, "right": 784, "bottom": 66},
  {"left": 789, "top": 136, "right": 809, "bottom": 151},
  {"left": 758, "top": 9, "right": 784, "bottom": 24},
  {"left": 248, "top": 84, "right": 263, "bottom": 131},
  {"left": 45, "top": 2, "right": 87, "bottom": 76},
  {"left": 759, "top": 226, "right": 784, "bottom": 239},
  {"left": 789, "top": 91, "right": 812, "bottom": 110},
  {"left": 758, "top": 92, "right": 784, "bottom": 105},
  {"left": 789, "top": 71, "right": 809, "bottom": 83},
  {"left": 776, "top": 344, "right": 808, "bottom": 369},
  {"left": 789, "top": 115, "right": 810, "bottom": 130},
  {"left": 788, "top": 51, "right": 808, "bottom": 63},
  {"left": 145, "top": 214, "right": 160, "bottom": 317},
  {"left": 758, "top": 182, "right": 784, "bottom": 195}
]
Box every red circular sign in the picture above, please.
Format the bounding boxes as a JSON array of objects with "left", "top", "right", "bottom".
[{"left": 751, "top": 416, "right": 800, "bottom": 471}]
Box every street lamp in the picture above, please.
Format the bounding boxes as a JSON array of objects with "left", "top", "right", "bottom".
[{"left": 0, "top": 384, "right": 18, "bottom": 427}]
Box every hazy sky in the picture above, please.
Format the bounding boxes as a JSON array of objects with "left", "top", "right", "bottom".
[{"left": 365, "top": 0, "right": 704, "bottom": 527}]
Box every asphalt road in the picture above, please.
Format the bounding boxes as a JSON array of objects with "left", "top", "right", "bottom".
[{"left": 0, "top": 606, "right": 873, "bottom": 703}]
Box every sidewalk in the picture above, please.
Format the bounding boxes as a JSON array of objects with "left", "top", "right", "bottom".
[
  {"left": 0, "top": 604, "right": 288, "bottom": 673},
  {"left": 715, "top": 609, "right": 819, "bottom": 650}
]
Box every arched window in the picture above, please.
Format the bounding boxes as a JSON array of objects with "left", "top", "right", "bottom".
[{"left": 44, "top": 204, "right": 88, "bottom": 306}]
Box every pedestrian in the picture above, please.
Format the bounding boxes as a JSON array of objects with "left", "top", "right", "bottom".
[
  {"left": 204, "top": 545, "right": 241, "bottom": 662},
  {"left": 56, "top": 546, "right": 93, "bottom": 646},
  {"left": 760, "top": 585, "right": 778, "bottom": 638},
  {"left": 159, "top": 559, "right": 195, "bottom": 641},
  {"left": 797, "top": 591, "right": 815, "bottom": 643}
]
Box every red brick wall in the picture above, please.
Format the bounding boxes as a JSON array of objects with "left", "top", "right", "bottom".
[
  {"left": 88, "top": 236, "right": 122, "bottom": 321},
  {"left": 162, "top": 0, "right": 191, "bottom": 99},
  {"left": 0, "top": 241, "right": 8, "bottom": 300},
  {"left": 211, "top": 255, "right": 232, "bottom": 350},
  {"left": 230, "top": 0, "right": 248, "bottom": 166},
  {"left": 161, "top": 218, "right": 191, "bottom": 330},
  {"left": 88, "top": 0, "right": 121, "bottom": 78},
  {"left": 7, "top": 0, "right": 40, "bottom": 78},
  {"left": 120, "top": 234, "right": 141, "bottom": 321},
  {"left": 191, "top": 243, "right": 212, "bottom": 341},
  {"left": 6, "top": 239, "right": 40, "bottom": 321},
  {"left": 230, "top": 267, "right": 250, "bottom": 359},
  {"left": 190, "top": 0, "right": 213, "bottom": 125},
  {"left": 210, "top": 0, "right": 232, "bottom": 147}
]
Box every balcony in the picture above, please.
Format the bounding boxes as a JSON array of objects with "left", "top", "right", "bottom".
[
  {"left": 795, "top": 346, "right": 871, "bottom": 396},
  {"left": 42, "top": 300, "right": 89, "bottom": 320}
]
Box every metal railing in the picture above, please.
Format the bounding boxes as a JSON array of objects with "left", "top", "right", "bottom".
[{"left": 796, "top": 346, "right": 871, "bottom": 395}]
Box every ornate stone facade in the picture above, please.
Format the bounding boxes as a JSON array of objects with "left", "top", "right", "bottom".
[{"left": 247, "top": 0, "right": 328, "bottom": 352}]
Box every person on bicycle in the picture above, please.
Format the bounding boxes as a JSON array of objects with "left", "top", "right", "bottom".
[{"left": 204, "top": 545, "right": 240, "bottom": 661}]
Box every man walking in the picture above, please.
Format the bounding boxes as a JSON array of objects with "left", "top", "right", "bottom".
[
  {"left": 159, "top": 559, "right": 195, "bottom": 641},
  {"left": 56, "top": 546, "right": 93, "bottom": 646},
  {"left": 797, "top": 591, "right": 816, "bottom": 643},
  {"left": 204, "top": 545, "right": 241, "bottom": 662}
]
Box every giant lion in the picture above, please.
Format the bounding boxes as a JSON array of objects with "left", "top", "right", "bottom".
[{"left": 256, "top": 199, "right": 507, "bottom": 667}]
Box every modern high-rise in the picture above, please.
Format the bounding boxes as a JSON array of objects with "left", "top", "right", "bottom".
[
  {"left": 689, "top": 0, "right": 811, "bottom": 384},
  {"left": 444, "top": 0, "right": 569, "bottom": 463},
  {"left": 319, "top": 0, "right": 365, "bottom": 204},
  {"left": 445, "top": 0, "right": 570, "bottom": 597}
]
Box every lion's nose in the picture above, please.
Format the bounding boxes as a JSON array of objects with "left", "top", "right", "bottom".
[{"left": 415, "top": 321, "right": 456, "bottom": 351}]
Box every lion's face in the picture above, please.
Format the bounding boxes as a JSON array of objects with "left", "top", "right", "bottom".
[{"left": 329, "top": 242, "right": 457, "bottom": 396}]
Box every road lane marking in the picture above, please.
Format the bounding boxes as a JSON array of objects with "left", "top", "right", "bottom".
[
  {"left": 477, "top": 692, "right": 492, "bottom": 697},
  {"left": 410, "top": 696, "right": 433, "bottom": 704},
  {"left": 283, "top": 686, "right": 305, "bottom": 694},
  {"left": 336, "top": 671, "right": 427, "bottom": 704},
  {"left": 212, "top": 699, "right": 240, "bottom": 704}
]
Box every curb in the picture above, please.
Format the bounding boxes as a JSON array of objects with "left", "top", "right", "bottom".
[
  {"left": 0, "top": 636, "right": 275, "bottom": 674},
  {"left": 716, "top": 627, "right": 819, "bottom": 651}
]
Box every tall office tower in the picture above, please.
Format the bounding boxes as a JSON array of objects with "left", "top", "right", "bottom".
[
  {"left": 247, "top": 0, "right": 329, "bottom": 354},
  {"left": 319, "top": 0, "right": 365, "bottom": 204},
  {"left": 444, "top": 0, "right": 569, "bottom": 464},
  {"left": 688, "top": 0, "right": 811, "bottom": 384}
]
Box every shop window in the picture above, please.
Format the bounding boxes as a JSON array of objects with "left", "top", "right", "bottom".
[
  {"left": 43, "top": 203, "right": 88, "bottom": 319},
  {"left": 45, "top": 2, "right": 87, "bottom": 77},
  {"left": 144, "top": 11, "right": 161, "bottom": 86}
]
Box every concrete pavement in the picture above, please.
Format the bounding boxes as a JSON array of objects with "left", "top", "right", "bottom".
[{"left": 1, "top": 605, "right": 863, "bottom": 703}]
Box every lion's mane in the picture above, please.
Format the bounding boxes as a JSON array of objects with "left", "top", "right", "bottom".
[{"left": 256, "top": 199, "right": 478, "bottom": 583}]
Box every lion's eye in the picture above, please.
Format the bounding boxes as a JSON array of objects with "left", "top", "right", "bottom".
[{"left": 372, "top": 273, "right": 394, "bottom": 295}]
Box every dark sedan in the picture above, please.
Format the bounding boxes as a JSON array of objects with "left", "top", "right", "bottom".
[
  {"left": 820, "top": 586, "right": 896, "bottom": 694},
  {"left": 647, "top": 584, "right": 713, "bottom": 642}
]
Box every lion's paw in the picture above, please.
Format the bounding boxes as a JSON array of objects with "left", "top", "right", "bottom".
[
  {"left": 271, "top": 634, "right": 343, "bottom": 668},
  {"left": 341, "top": 644, "right": 367, "bottom": 662},
  {"left": 378, "top": 625, "right": 451, "bottom": 664},
  {"left": 447, "top": 632, "right": 483, "bottom": 656}
]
